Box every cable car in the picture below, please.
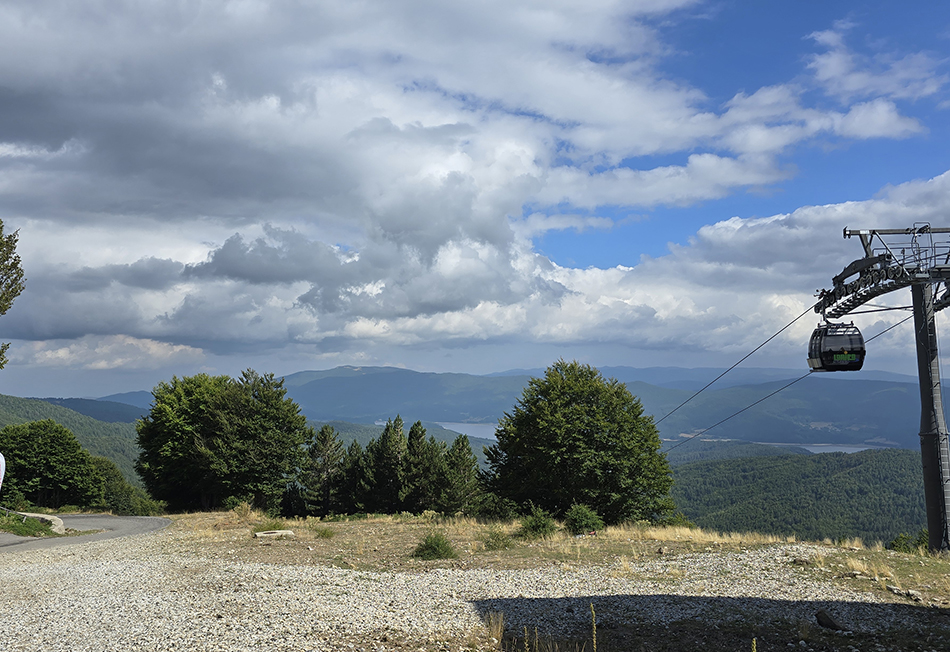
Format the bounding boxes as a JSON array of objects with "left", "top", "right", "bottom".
[{"left": 807, "top": 322, "right": 865, "bottom": 372}]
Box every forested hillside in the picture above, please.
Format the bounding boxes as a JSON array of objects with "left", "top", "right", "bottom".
[
  {"left": 672, "top": 448, "right": 926, "bottom": 543},
  {"left": 0, "top": 394, "right": 139, "bottom": 482}
]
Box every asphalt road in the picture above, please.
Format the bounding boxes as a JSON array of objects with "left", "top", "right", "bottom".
[{"left": 0, "top": 514, "right": 170, "bottom": 552}]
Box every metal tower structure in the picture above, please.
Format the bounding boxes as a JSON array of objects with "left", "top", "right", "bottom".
[{"left": 816, "top": 224, "right": 950, "bottom": 551}]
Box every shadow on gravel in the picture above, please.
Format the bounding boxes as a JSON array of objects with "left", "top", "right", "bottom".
[{"left": 471, "top": 594, "right": 950, "bottom": 652}]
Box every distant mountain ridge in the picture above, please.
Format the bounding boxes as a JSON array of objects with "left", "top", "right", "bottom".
[{"left": 95, "top": 365, "right": 931, "bottom": 450}]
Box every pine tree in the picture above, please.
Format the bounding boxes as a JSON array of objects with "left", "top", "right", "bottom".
[
  {"left": 438, "top": 435, "right": 480, "bottom": 514},
  {"left": 366, "top": 416, "right": 407, "bottom": 513},
  {"left": 403, "top": 421, "right": 448, "bottom": 513},
  {"left": 336, "top": 440, "right": 372, "bottom": 514},
  {"left": 303, "top": 424, "right": 345, "bottom": 516}
]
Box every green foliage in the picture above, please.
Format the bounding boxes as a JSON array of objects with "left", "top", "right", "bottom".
[
  {"left": 335, "top": 440, "right": 373, "bottom": 514},
  {"left": 365, "top": 416, "right": 407, "bottom": 513},
  {"left": 485, "top": 360, "right": 674, "bottom": 524},
  {"left": 438, "top": 435, "right": 480, "bottom": 514},
  {"left": 471, "top": 492, "right": 519, "bottom": 520},
  {"left": 563, "top": 504, "right": 605, "bottom": 535},
  {"left": 0, "top": 419, "right": 103, "bottom": 509},
  {"left": 483, "top": 525, "right": 512, "bottom": 551},
  {"left": 91, "top": 457, "right": 164, "bottom": 516},
  {"left": 136, "top": 370, "right": 311, "bottom": 512},
  {"left": 0, "top": 394, "right": 140, "bottom": 483},
  {"left": 0, "top": 221, "right": 24, "bottom": 370},
  {"left": 889, "top": 529, "right": 929, "bottom": 553},
  {"left": 0, "top": 513, "right": 57, "bottom": 537},
  {"left": 671, "top": 449, "right": 927, "bottom": 543},
  {"left": 401, "top": 421, "right": 447, "bottom": 513},
  {"left": 518, "top": 505, "right": 558, "bottom": 540},
  {"left": 302, "top": 424, "right": 345, "bottom": 516},
  {"left": 411, "top": 531, "right": 458, "bottom": 560}
]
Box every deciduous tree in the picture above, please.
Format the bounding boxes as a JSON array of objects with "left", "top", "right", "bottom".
[
  {"left": 484, "top": 360, "right": 673, "bottom": 524},
  {"left": 0, "top": 220, "right": 24, "bottom": 370},
  {"left": 136, "top": 370, "right": 311, "bottom": 512},
  {"left": 0, "top": 419, "right": 102, "bottom": 509}
]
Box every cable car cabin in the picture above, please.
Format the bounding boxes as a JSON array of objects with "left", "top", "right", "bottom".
[{"left": 808, "top": 322, "right": 865, "bottom": 372}]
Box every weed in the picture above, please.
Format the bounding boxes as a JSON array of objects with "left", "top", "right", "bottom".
[
  {"left": 252, "top": 518, "right": 288, "bottom": 533},
  {"left": 412, "top": 531, "right": 458, "bottom": 560},
  {"left": 308, "top": 523, "right": 335, "bottom": 539},
  {"left": 485, "top": 525, "right": 514, "bottom": 551}
]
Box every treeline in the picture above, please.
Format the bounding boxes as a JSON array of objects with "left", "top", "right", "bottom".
[
  {"left": 0, "top": 394, "right": 140, "bottom": 482},
  {"left": 0, "top": 419, "right": 163, "bottom": 515},
  {"left": 671, "top": 448, "right": 926, "bottom": 543},
  {"left": 291, "top": 416, "right": 480, "bottom": 517}
]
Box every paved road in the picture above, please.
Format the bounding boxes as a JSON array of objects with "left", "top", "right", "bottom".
[{"left": 0, "top": 514, "right": 170, "bottom": 552}]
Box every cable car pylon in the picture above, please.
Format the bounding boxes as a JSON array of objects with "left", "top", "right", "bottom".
[{"left": 816, "top": 224, "right": 950, "bottom": 551}]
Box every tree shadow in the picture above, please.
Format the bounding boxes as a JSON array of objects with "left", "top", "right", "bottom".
[{"left": 471, "top": 593, "right": 950, "bottom": 651}]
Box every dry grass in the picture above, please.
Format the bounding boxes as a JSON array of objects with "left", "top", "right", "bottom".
[{"left": 157, "top": 512, "right": 950, "bottom": 652}]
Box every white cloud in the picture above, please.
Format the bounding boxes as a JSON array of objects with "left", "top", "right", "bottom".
[
  {"left": 20, "top": 335, "right": 204, "bottom": 370},
  {"left": 807, "top": 25, "right": 947, "bottom": 102},
  {"left": 0, "top": 2, "right": 944, "bottom": 381}
]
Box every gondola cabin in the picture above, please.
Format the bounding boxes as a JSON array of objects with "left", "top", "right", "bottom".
[{"left": 808, "top": 322, "right": 865, "bottom": 372}]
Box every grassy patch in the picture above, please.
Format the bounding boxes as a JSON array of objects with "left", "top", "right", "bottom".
[
  {"left": 251, "top": 518, "right": 288, "bottom": 533},
  {"left": 0, "top": 513, "right": 60, "bottom": 537}
]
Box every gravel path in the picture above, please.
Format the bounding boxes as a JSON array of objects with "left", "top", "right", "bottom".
[{"left": 0, "top": 526, "right": 934, "bottom": 651}]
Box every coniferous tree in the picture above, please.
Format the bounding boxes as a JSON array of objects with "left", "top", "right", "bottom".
[
  {"left": 303, "top": 424, "right": 345, "bottom": 516},
  {"left": 366, "top": 416, "right": 407, "bottom": 513},
  {"left": 438, "top": 435, "right": 480, "bottom": 514},
  {"left": 402, "top": 421, "right": 448, "bottom": 513},
  {"left": 336, "top": 440, "right": 372, "bottom": 514}
]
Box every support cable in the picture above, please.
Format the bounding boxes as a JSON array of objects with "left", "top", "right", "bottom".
[
  {"left": 662, "top": 374, "right": 811, "bottom": 454},
  {"left": 655, "top": 302, "right": 818, "bottom": 426},
  {"left": 661, "top": 316, "right": 913, "bottom": 455}
]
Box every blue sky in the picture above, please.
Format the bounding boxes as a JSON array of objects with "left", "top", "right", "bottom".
[{"left": 0, "top": 1, "right": 948, "bottom": 396}]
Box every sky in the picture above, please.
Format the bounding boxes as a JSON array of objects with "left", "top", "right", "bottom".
[{"left": 0, "top": 0, "right": 949, "bottom": 398}]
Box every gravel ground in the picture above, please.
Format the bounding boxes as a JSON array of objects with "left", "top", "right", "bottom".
[{"left": 0, "top": 525, "right": 943, "bottom": 651}]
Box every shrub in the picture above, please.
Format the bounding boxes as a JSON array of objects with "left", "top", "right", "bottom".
[
  {"left": 563, "top": 504, "right": 604, "bottom": 535},
  {"left": 889, "top": 529, "right": 928, "bottom": 553},
  {"left": 484, "top": 525, "right": 512, "bottom": 551},
  {"left": 518, "top": 505, "right": 557, "bottom": 540},
  {"left": 412, "top": 531, "right": 458, "bottom": 560},
  {"left": 471, "top": 492, "right": 519, "bottom": 521}
]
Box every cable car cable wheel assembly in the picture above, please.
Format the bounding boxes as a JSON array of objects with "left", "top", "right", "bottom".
[{"left": 813, "top": 224, "right": 950, "bottom": 552}]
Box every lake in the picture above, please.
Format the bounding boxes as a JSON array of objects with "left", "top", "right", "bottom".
[{"left": 436, "top": 422, "right": 497, "bottom": 440}]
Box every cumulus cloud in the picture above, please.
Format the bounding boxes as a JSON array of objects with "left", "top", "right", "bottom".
[{"left": 0, "top": 2, "right": 943, "bottom": 380}]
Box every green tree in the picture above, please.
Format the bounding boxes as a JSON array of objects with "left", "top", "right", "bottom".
[
  {"left": 484, "top": 360, "right": 673, "bottom": 524},
  {"left": 135, "top": 370, "right": 311, "bottom": 512},
  {"left": 336, "top": 440, "right": 372, "bottom": 514},
  {"left": 0, "top": 220, "right": 24, "bottom": 370},
  {"left": 91, "top": 456, "right": 164, "bottom": 516},
  {"left": 402, "top": 421, "right": 448, "bottom": 513},
  {"left": 303, "top": 424, "right": 345, "bottom": 516},
  {"left": 0, "top": 419, "right": 102, "bottom": 509},
  {"left": 437, "top": 435, "right": 479, "bottom": 514},
  {"left": 365, "top": 416, "right": 407, "bottom": 513}
]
